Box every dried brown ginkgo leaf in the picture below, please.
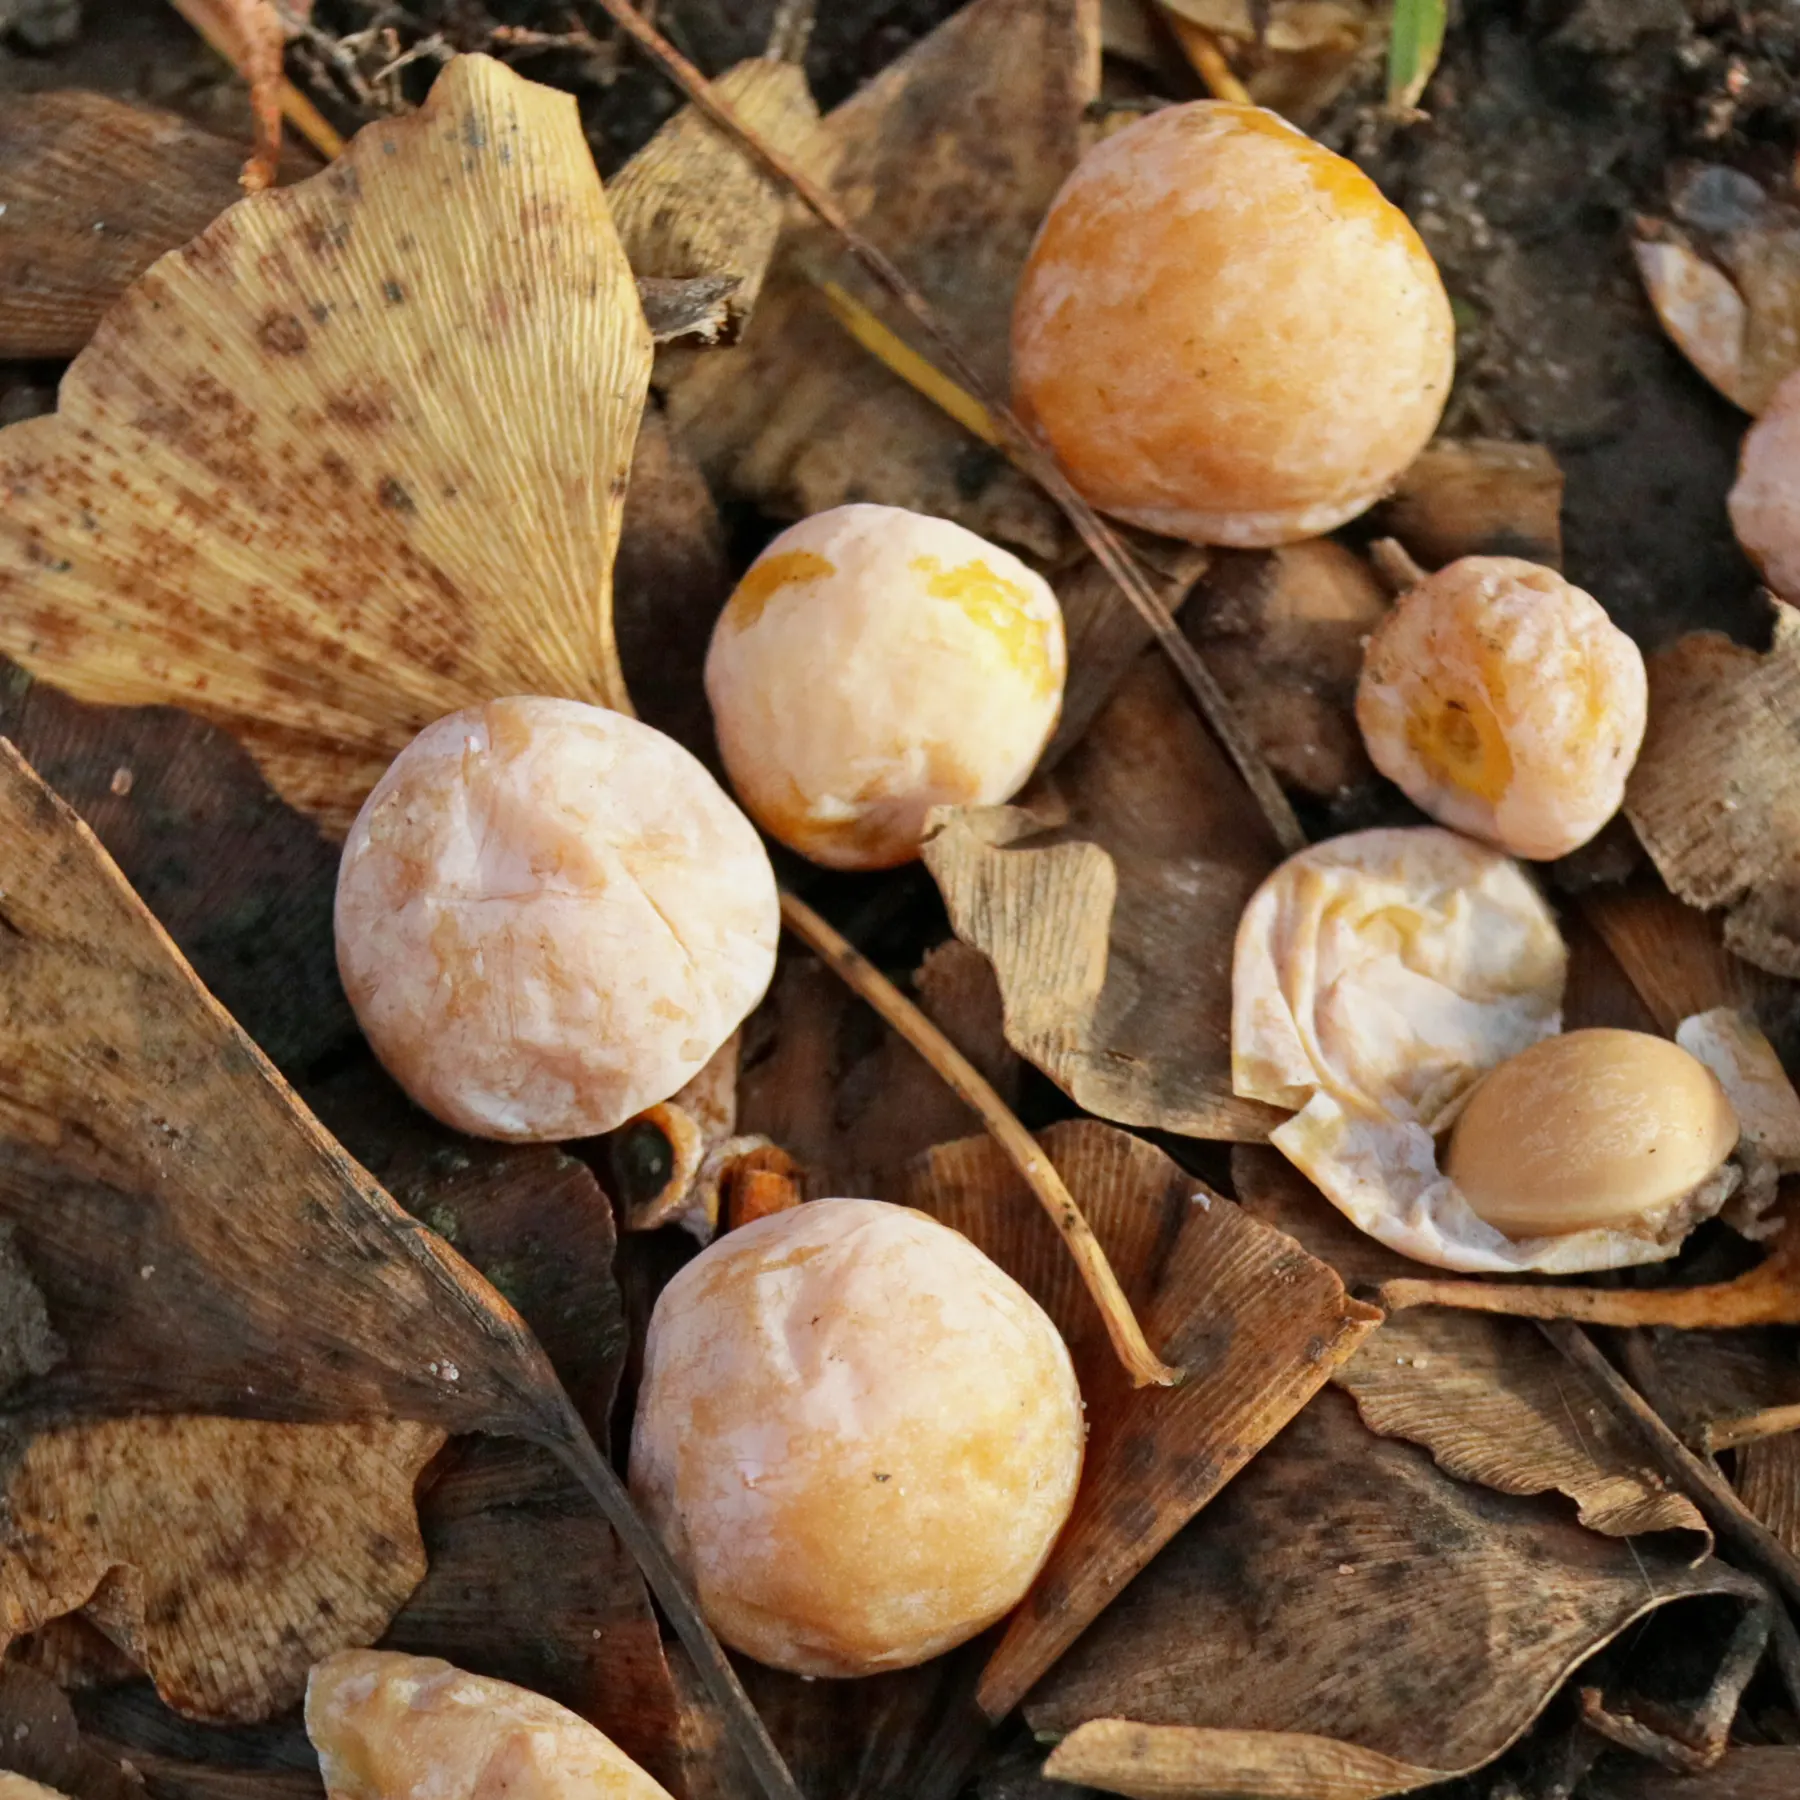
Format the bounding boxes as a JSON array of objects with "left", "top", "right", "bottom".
[
  {"left": 0, "top": 1416, "right": 442, "bottom": 1722},
  {"left": 1187, "top": 541, "right": 1389, "bottom": 798},
  {"left": 924, "top": 648, "right": 1285, "bottom": 1141},
  {"left": 0, "top": 54, "right": 651, "bottom": 837},
  {"left": 1376, "top": 437, "right": 1566, "bottom": 570},
  {"left": 890, "top": 1120, "right": 1379, "bottom": 1718},
  {"left": 0, "top": 739, "right": 795, "bottom": 1800},
  {"left": 1026, "top": 1388, "right": 1764, "bottom": 1799},
  {"left": 610, "top": 59, "right": 829, "bottom": 346},
  {"left": 1233, "top": 1146, "right": 1710, "bottom": 1547},
  {"left": 1624, "top": 605, "right": 1800, "bottom": 980},
  {"left": 0, "top": 93, "right": 247, "bottom": 362},
  {"left": 661, "top": 0, "right": 1097, "bottom": 562},
  {"left": 1635, "top": 167, "right": 1800, "bottom": 416}
]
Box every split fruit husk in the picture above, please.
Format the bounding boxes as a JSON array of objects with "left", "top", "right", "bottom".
[
  {"left": 1029, "top": 1386, "right": 1765, "bottom": 1800},
  {"left": 0, "top": 54, "right": 651, "bottom": 836},
  {"left": 0, "top": 93, "right": 246, "bottom": 361},
  {"left": 924, "top": 647, "right": 1286, "bottom": 1141}
]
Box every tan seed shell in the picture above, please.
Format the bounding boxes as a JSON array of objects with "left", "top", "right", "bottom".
[{"left": 1446, "top": 1029, "right": 1739, "bottom": 1238}]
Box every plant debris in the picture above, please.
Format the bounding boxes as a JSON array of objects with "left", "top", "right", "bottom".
[
  {"left": 0, "top": 55, "right": 650, "bottom": 835},
  {"left": 1028, "top": 1388, "right": 1766, "bottom": 1797},
  {"left": 1234, "top": 1147, "right": 1711, "bottom": 1547}
]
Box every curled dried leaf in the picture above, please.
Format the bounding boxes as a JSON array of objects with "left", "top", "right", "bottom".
[
  {"left": 1043, "top": 1720, "right": 1441, "bottom": 1800},
  {"left": 1, "top": 1417, "right": 441, "bottom": 1722},
  {"left": 1634, "top": 169, "right": 1800, "bottom": 415},
  {"left": 1378, "top": 437, "right": 1565, "bottom": 571},
  {"left": 611, "top": 60, "right": 828, "bottom": 346},
  {"left": 925, "top": 650, "right": 1284, "bottom": 1141},
  {"left": 0, "top": 55, "right": 651, "bottom": 836}
]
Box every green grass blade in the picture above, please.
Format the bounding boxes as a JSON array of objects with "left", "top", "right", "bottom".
[{"left": 1388, "top": 0, "right": 1447, "bottom": 113}]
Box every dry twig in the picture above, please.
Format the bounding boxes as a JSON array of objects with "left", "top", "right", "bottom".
[
  {"left": 590, "top": 0, "right": 1306, "bottom": 856},
  {"left": 777, "top": 890, "right": 1181, "bottom": 1388}
]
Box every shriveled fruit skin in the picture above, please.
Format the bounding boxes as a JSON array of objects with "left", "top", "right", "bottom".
[
  {"left": 1446, "top": 1029, "right": 1739, "bottom": 1239},
  {"left": 306, "top": 1651, "right": 672, "bottom": 1800},
  {"left": 629, "top": 1199, "right": 1085, "bottom": 1677},
  {"left": 1355, "top": 556, "right": 1647, "bottom": 860},
  {"left": 335, "top": 697, "right": 778, "bottom": 1141},
  {"left": 704, "top": 503, "right": 1067, "bottom": 870},
  {"left": 1010, "top": 102, "right": 1454, "bottom": 547},
  {"left": 1731, "top": 369, "right": 1800, "bottom": 599}
]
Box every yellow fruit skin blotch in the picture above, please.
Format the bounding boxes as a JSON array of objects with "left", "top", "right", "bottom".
[
  {"left": 1406, "top": 692, "right": 1515, "bottom": 804},
  {"left": 911, "top": 555, "right": 1058, "bottom": 698},
  {"left": 726, "top": 551, "right": 836, "bottom": 631}
]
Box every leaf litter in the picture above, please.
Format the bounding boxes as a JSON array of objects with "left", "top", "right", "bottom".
[{"left": 6, "top": 5, "right": 1800, "bottom": 1798}]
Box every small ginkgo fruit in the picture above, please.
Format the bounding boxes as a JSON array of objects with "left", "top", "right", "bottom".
[
  {"left": 1010, "top": 102, "right": 1454, "bottom": 547},
  {"left": 335, "top": 697, "right": 778, "bottom": 1142},
  {"left": 1356, "top": 556, "right": 1647, "bottom": 860},
  {"left": 704, "top": 503, "right": 1067, "bottom": 870},
  {"left": 629, "top": 1198, "right": 1084, "bottom": 1677},
  {"left": 307, "top": 1651, "right": 671, "bottom": 1800}
]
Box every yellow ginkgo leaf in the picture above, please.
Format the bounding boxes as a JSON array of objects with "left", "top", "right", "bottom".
[{"left": 0, "top": 54, "right": 651, "bottom": 836}]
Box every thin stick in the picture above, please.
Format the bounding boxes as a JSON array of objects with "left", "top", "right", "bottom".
[
  {"left": 778, "top": 889, "right": 1181, "bottom": 1388},
  {"left": 168, "top": 0, "right": 347, "bottom": 163},
  {"left": 1164, "top": 15, "right": 1254, "bottom": 105},
  {"left": 1705, "top": 1401, "right": 1800, "bottom": 1454},
  {"left": 590, "top": 0, "right": 1305, "bottom": 858},
  {"left": 1380, "top": 1259, "right": 1800, "bottom": 1329},
  {"left": 545, "top": 1410, "right": 803, "bottom": 1800},
  {"left": 1539, "top": 1321, "right": 1800, "bottom": 1610}
]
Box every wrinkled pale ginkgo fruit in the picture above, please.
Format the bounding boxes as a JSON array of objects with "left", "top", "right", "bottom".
[
  {"left": 0, "top": 54, "right": 650, "bottom": 836},
  {"left": 307, "top": 1651, "right": 672, "bottom": 1800},
  {"left": 335, "top": 698, "right": 779, "bottom": 1142},
  {"left": 629, "top": 1199, "right": 1085, "bottom": 1677}
]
